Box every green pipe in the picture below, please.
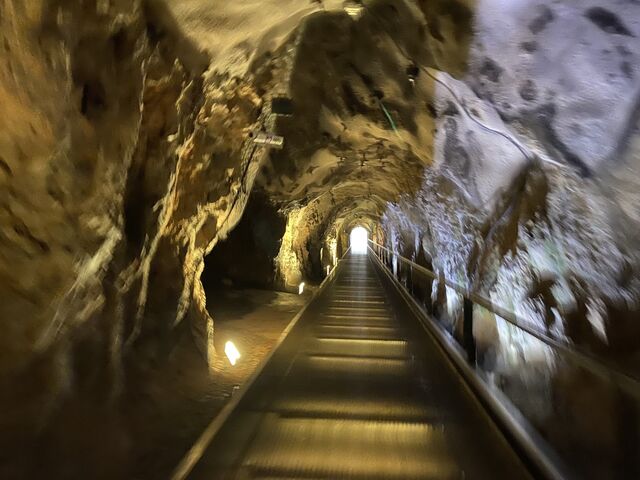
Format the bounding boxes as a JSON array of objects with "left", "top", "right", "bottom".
[{"left": 378, "top": 99, "right": 400, "bottom": 137}]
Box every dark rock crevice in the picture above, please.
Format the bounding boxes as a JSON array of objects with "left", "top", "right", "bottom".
[{"left": 585, "top": 7, "right": 635, "bottom": 37}]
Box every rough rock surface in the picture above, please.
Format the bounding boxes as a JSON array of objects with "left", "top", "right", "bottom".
[
  {"left": 1, "top": 0, "right": 639, "bottom": 478},
  {"left": 0, "top": 0, "right": 265, "bottom": 477}
]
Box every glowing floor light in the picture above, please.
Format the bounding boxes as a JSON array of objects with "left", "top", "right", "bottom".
[
  {"left": 298, "top": 282, "right": 305, "bottom": 295},
  {"left": 350, "top": 226, "right": 368, "bottom": 254},
  {"left": 225, "top": 341, "right": 241, "bottom": 366}
]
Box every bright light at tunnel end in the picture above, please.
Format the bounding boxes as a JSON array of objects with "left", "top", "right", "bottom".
[
  {"left": 225, "top": 340, "right": 241, "bottom": 366},
  {"left": 350, "top": 226, "right": 368, "bottom": 254}
]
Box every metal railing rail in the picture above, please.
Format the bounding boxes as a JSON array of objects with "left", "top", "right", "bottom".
[{"left": 368, "top": 240, "right": 640, "bottom": 399}]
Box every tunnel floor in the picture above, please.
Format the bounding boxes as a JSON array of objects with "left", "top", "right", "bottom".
[
  {"left": 126, "top": 288, "right": 306, "bottom": 480},
  {"left": 185, "top": 253, "right": 533, "bottom": 479}
]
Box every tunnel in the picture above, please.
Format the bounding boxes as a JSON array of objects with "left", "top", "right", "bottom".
[{"left": 1, "top": 1, "right": 640, "bottom": 479}]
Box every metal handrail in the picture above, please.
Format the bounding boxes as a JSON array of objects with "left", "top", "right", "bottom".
[{"left": 368, "top": 240, "right": 640, "bottom": 398}]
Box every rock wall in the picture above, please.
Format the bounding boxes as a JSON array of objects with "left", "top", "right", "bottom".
[
  {"left": 0, "top": 1, "right": 266, "bottom": 476},
  {"left": 1, "top": 4, "right": 150, "bottom": 475}
]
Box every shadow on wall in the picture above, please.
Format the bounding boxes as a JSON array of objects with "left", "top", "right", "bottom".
[{"left": 202, "top": 193, "right": 286, "bottom": 291}]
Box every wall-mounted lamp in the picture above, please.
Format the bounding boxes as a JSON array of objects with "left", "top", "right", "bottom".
[
  {"left": 343, "top": 1, "right": 363, "bottom": 18},
  {"left": 225, "top": 340, "right": 241, "bottom": 366},
  {"left": 250, "top": 131, "right": 284, "bottom": 149}
]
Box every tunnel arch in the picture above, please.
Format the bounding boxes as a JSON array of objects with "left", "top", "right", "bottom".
[
  {"left": 273, "top": 186, "right": 390, "bottom": 287},
  {"left": 318, "top": 198, "right": 382, "bottom": 267}
]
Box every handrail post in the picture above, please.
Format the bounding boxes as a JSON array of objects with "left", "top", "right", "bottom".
[
  {"left": 463, "top": 297, "right": 476, "bottom": 365},
  {"left": 408, "top": 264, "right": 416, "bottom": 297},
  {"left": 425, "top": 274, "right": 433, "bottom": 314},
  {"left": 433, "top": 273, "right": 445, "bottom": 319}
]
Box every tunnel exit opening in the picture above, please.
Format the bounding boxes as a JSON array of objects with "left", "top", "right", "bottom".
[{"left": 350, "top": 226, "right": 368, "bottom": 254}]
